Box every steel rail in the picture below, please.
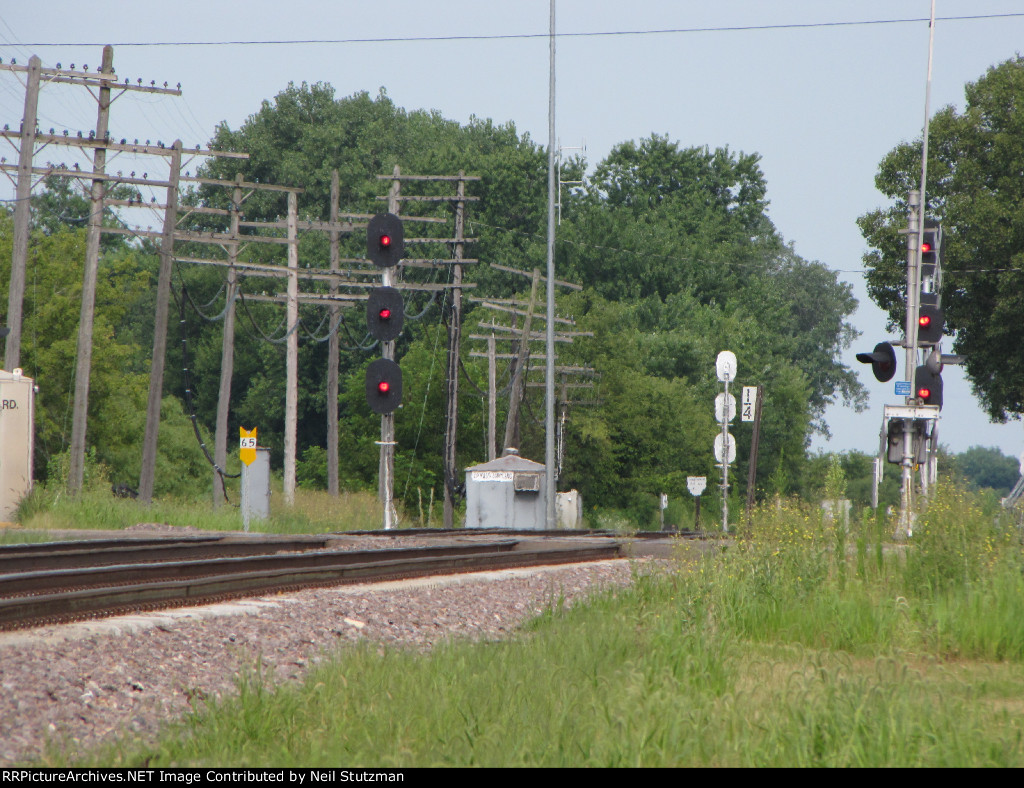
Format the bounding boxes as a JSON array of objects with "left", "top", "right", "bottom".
[
  {"left": 0, "top": 541, "right": 622, "bottom": 631},
  {"left": 0, "top": 541, "right": 519, "bottom": 596},
  {"left": 0, "top": 536, "right": 332, "bottom": 573},
  {"left": 0, "top": 535, "right": 224, "bottom": 555},
  {"left": 336, "top": 527, "right": 712, "bottom": 539}
]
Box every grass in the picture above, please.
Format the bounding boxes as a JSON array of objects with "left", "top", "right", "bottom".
[
  {"left": 10, "top": 478, "right": 1020, "bottom": 766},
  {"left": 13, "top": 479, "right": 396, "bottom": 536},
  {"left": 52, "top": 481, "right": 1023, "bottom": 768}
]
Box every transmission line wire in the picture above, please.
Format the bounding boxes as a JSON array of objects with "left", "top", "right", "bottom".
[{"left": 21, "top": 13, "right": 1024, "bottom": 48}]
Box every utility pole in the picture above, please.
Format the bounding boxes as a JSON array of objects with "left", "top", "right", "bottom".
[
  {"left": 284, "top": 191, "right": 299, "bottom": 506},
  {"left": 503, "top": 269, "right": 540, "bottom": 451},
  {"left": 212, "top": 174, "right": 243, "bottom": 507},
  {"left": 327, "top": 170, "right": 341, "bottom": 496},
  {"left": 443, "top": 173, "right": 467, "bottom": 528},
  {"left": 0, "top": 47, "right": 186, "bottom": 493},
  {"left": 5, "top": 55, "right": 40, "bottom": 372},
  {"left": 470, "top": 309, "right": 593, "bottom": 470},
  {"left": 473, "top": 265, "right": 587, "bottom": 460},
  {"left": 67, "top": 45, "right": 115, "bottom": 494},
  {"left": 137, "top": 141, "right": 182, "bottom": 503},
  {"left": 1, "top": 52, "right": 182, "bottom": 375}
]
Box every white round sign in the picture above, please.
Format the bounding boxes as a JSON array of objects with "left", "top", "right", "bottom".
[
  {"left": 714, "top": 432, "right": 736, "bottom": 464},
  {"left": 716, "top": 350, "right": 737, "bottom": 382},
  {"left": 687, "top": 476, "right": 707, "bottom": 496},
  {"left": 715, "top": 392, "right": 737, "bottom": 423}
]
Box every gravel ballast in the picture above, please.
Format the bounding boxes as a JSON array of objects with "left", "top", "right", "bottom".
[{"left": 0, "top": 557, "right": 646, "bottom": 765}]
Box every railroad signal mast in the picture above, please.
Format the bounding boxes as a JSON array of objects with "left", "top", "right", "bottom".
[
  {"left": 366, "top": 212, "right": 405, "bottom": 529},
  {"left": 896, "top": 205, "right": 943, "bottom": 534},
  {"left": 855, "top": 195, "right": 963, "bottom": 531}
]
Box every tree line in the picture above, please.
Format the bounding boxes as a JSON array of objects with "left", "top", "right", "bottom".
[{"left": 2, "top": 59, "right": 1021, "bottom": 524}]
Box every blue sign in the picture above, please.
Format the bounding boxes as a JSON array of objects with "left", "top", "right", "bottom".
[{"left": 895, "top": 381, "right": 912, "bottom": 396}]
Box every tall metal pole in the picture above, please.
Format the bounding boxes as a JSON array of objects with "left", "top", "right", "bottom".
[
  {"left": 918, "top": 0, "right": 936, "bottom": 241},
  {"left": 898, "top": 4, "right": 937, "bottom": 537},
  {"left": 545, "top": 0, "right": 558, "bottom": 528},
  {"left": 5, "top": 55, "right": 40, "bottom": 372}
]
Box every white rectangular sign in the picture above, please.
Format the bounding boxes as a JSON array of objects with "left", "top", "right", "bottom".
[
  {"left": 687, "top": 476, "right": 707, "bottom": 496},
  {"left": 472, "top": 471, "right": 514, "bottom": 482},
  {"left": 741, "top": 386, "right": 758, "bottom": 422}
]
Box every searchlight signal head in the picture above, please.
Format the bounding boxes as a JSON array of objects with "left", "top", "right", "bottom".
[{"left": 367, "top": 213, "right": 404, "bottom": 268}]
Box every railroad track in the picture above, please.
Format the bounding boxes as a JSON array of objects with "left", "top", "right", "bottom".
[
  {"left": 0, "top": 535, "right": 624, "bottom": 631},
  {"left": 339, "top": 527, "right": 710, "bottom": 539}
]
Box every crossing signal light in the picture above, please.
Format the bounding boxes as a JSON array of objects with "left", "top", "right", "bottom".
[
  {"left": 920, "top": 221, "right": 942, "bottom": 281},
  {"left": 917, "top": 303, "right": 944, "bottom": 346},
  {"left": 914, "top": 365, "right": 943, "bottom": 408},
  {"left": 365, "top": 358, "right": 403, "bottom": 414},
  {"left": 855, "top": 341, "right": 897, "bottom": 383},
  {"left": 367, "top": 286, "right": 405, "bottom": 342},
  {"left": 367, "top": 213, "right": 404, "bottom": 268}
]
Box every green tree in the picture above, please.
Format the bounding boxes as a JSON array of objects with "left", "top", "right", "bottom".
[
  {"left": 0, "top": 211, "right": 209, "bottom": 492},
  {"left": 859, "top": 56, "right": 1024, "bottom": 421},
  {"left": 950, "top": 446, "right": 1021, "bottom": 495},
  {"left": 559, "top": 135, "right": 863, "bottom": 430},
  {"left": 161, "top": 86, "right": 862, "bottom": 515}
]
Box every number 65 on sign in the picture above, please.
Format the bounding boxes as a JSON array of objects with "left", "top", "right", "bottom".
[{"left": 240, "top": 427, "right": 257, "bottom": 466}]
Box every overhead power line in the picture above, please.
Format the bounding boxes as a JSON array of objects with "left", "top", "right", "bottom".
[{"left": 12, "top": 13, "right": 1024, "bottom": 48}]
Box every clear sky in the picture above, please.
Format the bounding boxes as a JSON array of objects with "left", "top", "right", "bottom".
[{"left": 1, "top": 1, "right": 1022, "bottom": 461}]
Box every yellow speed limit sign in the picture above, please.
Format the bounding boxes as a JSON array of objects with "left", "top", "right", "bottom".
[{"left": 240, "top": 427, "right": 257, "bottom": 466}]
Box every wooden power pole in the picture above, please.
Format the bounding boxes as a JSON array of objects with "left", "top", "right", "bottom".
[
  {"left": 67, "top": 46, "right": 116, "bottom": 494},
  {"left": 137, "top": 142, "right": 182, "bottom": 502},
  {"left": 5, "top": 55, "right": 41, "bottom": 372}
]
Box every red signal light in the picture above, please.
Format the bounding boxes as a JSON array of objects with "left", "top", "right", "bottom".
[
  {"left": 919, "top": 314, "right": 932, "bottom": 328},
  {"left": 379, "top": 233, "right": 392, "bottom": 248},
  {"left": 917, "top": 386, "right": 931, "bottom": 399},
  {"left": 379, "top": 308, "right": 392, "bottom": 320},
  {"left": 378, "top": 381, "right": 390, "bottom": 394},
  {"left": 921, "top": 241, "right": 932, "bottom": 253}
]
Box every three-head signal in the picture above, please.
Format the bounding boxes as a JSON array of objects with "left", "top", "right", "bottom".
[{"left": 365, "top": 214, "right": 405, "bottom": 415}]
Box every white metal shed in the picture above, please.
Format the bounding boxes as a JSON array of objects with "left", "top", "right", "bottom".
[{"left": 464, "top": 449, "right": 546, "bottom": 530}]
